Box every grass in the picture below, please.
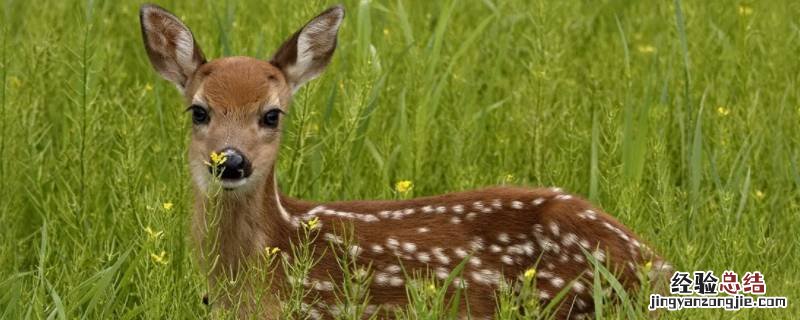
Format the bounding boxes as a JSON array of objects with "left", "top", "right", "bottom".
[{"left": 1, "top": 0, "right": 799, "bottom": 318}]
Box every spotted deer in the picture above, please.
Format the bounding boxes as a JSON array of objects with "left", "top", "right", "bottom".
[{"left": 140, "top": 3, "right": 671, "bottom": 319}]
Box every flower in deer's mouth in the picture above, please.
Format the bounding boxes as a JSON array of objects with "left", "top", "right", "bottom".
[
  {"left": 207, "top": 151, "right": 227, "bottom": 167},
  {"left": 395, "top": 180, "right": 413, "bottom": 194}
]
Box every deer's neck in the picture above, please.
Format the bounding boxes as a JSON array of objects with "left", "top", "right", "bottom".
[{"left": 193, "top": 169, "right": 307, "bottom": 274}]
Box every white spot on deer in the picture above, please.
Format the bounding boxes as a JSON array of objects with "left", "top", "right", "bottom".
[
  {"left": 469, "top": 237, "right": 485, "bottom": 251},
  {"left": 548, "top": 222, "right": 560, "bottom": 237},
  {"left": 378, "top": 210, "right": 391, "bottom": 219},
  {"left": 416, "top": 252, "right": 431, "bottom": 263},
  {"left": 391, "top": 210, "right": 404, "bottom": 220},
  {"left": 403, "top": 208, "right": 415, "bottom": 215},
  {"left": 466, "top": 212, "right": 478, "bottom": 220},
  {"left": 576, "top": 299, "right": 588, "bottom": 309},
  {"left": 579, "top": 239, "right": 591, "bottom": 249},
  {"left": 472, "top": 269, "right": 502, "bottom": 285},
  {"left": 371, "top": 244, "right": 384, "bottom": 254},
  {"left": 536, "top": 237, "right": 560, "bottom": 253},
  {"left": 550, "top": 187, "right": 564, "bottom": 193},
  {"left": 402, "top": 242, "right": 417, "bottom": 253},
  {"left": 577, "top": 209, "right": 597, "bottom": 220},
  {"left": 573, "top": 254, "right": 585, "bottom": 263},
  {"left": 516, "top": 233, "right": 527, "bottom": 240},
  {"left": 362, "top": 214, "right": 378, "bottom": 222},
  {"left": 511, "top": 201, "right": 524, "bottom": 209},
  {"left": 436, "top": 206, "right": 447, "bottom": 213},
  {"left": 539, "top": 290, "right": 551, "bottom": 299},
  {"left": 435, "top": 267, "right": 450, "bottom": 279},
  {"left": 497, "top": 232, "right": 510, "bottom": 243},
  {"left": 592, "top": 249, "right": 606, "bottom": 262},
  {"left": 573, "top": 281, "right": 586, "bottom": 293},
  {"left": 417, "top": 227, "right": 430, "bottom": 233},
  {"left": 374, "top": 272, "right": 389, "bottom": 285},
  {"left": 562, "top": 233, "right": 578, "bottom": 247},
  {"left": 422, "top": 205, "right": 434, "bottom": 213},
  {"left": 313, "top": 280, "right": 334, "bottom": 291},
  {"left": 385, "top": 264, "right": 401, "bottom": 274},
  {"left": 536, "top": 270, "right": 553, "bottom": 278},
  {"left": 559, "top": 254, "right": 569, "bottom": 263},
  {"left": 532, "top": 224, "right": 544, "bottom": 235},
  {"left": 389, "top": 276, "right": 404, "bottom": 286},
  {"left": 386, "top": 237, "right": 400, "bottom": 250},
  {"left": 501, "top": 255, "right": 514, "bottom": 265},
  {"left": 432, "top": 247, "right": 451, "bottom": 264},
  {"left": 452, "top": 204, "right": 465, "bottom": 213},
  {"left": 323, "top": 233, "right": 343, "bottom": 244},
  {"left": 469, "top": 256, "right": 482, "bottom": 267},
  {"left": 450, "top": 216, "right": 462, "bottom": 224},
  {"left": 491, "top": 199, "right": 503, "bottom": 209},
  {"left": 554, "top": 194, "right": 573, "bottom": 201},
  {"left": 454, "top": 247, "right": 468, "bottom": 258},
  {"left": 490, "top": 244, "right": 502, "bottom": 253},
  {"left": 473, "top": 201, "right": 485, "bottom": 210},
  {"left": 532, "top": 198, "right": 545, "bottom": 206},
  {"left": 550, "top": 277, "right": 565, "bottom": 288},
  {"left": 453, "top": 277, "right": 468, "bottom": 288}
]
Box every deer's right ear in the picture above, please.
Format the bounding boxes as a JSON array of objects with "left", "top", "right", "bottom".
[{"left": 139, "top": 4, "right": 206, "bottom": 91}]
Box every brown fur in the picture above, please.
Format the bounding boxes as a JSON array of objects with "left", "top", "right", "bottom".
[{"left": 139, "top": 4, "right": 670, "bottom": 319}]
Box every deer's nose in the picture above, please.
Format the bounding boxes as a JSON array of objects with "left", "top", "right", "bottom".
[{"left": 209, "top": 148, "right": 252, "bottom": 180}]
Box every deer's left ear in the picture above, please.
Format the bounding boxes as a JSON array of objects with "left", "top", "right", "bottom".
[{"left": 270, "top": 5, "right": 344, "bottom": 92}]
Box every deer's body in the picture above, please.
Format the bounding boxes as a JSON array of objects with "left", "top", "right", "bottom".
[{"left": 140, "top": 4, "right": 669, "bottom": 319}]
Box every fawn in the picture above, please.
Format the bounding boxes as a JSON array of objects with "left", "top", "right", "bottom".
[{"left": 140, "top": 4, "right": 671, "bottom": 319}]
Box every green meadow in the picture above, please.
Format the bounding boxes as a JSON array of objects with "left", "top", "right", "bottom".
[{"left": 1, "top": 0, "right": 798, "bottom": 318}]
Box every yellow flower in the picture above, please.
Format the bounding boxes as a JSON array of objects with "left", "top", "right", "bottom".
[
  {"left": 208, "top": 151, "right": 227, "bottom": 167},
  {"left": 162, "top": 202, "right": 173, "bottom": 211},
  {"left": 426, "top": 283, "right": 437, "bottom": 294},
  {"left": 755, "top": 190, "right": 765, "bottom": 200},
  {"left": 144, "top": 226, "right": 163, "bottom": 241},
  {"left": 304, "top": 217, "right": 321, "bottom": 230},
  {"left": 395, "top": 180, "right": 413, "bottom": 194},
  {"left": 383, "top": 28, "right": 389, "bottom": 36},
  {"left": 264, "top": 246, "right": 280, "bottom": 256},
  {"left": 150, "top": 251, "right": 168, "bottom": 265},
  {"left": 144, "top": 83, "right": 153, "bottom": 92},
  {"left": 738, "top": 3, "right": 753, "bottom": 16},
  {"left": 637, "top": 45, "right": 656, "bottom": 54},
  {"left": 524, "top": 268, "right": 537, "bottom": 281},
  {"left": 716, "top": 107, "right": 730, "bottom": 116},
  {"left": 504, "top": 174, "right": 515, "bottom": 183},
  {"left": 645, "top": 261, "right": 653, "bottom": 270}
]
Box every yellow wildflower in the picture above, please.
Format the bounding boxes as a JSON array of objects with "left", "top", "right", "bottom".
[
  {"left": 716, "top": 107, "right": 730, "bottom": 116},
  {"left": 524, "top": 268, "right": 537, "bottom": 281},
  {"left": 504, "top": 174, "right": 515, "bottom": 183},
  {"left": 144, "top": 226, "right": 163, "bottom": 241},
  {"left": 265, "top": 246, "right": 280, "bottom": 256},
  {"left": 150, "top": 251, "right": 168, "bottom": 265},
  {"left": 645, "top": 261, "right": 653, "bottom": 270},
  {"left": 755, "top": 190, "right": 765, "bottom": 200},
  {"left": 144, "top": 83, "right": 153, "bottom": 92},
  {"left": 738, "top": 4, "right": 752, "bottom": 16},
  {"left": 209, "top": 151, "right": 227, "bottom": 167},
  {"left": 395, "top": 180, "right": 413, "bottom": 194},
  {"left": 304, "top": 217, "right": 321, "bottom": 230},
  {"left": 383, "top": 28, "right": 389, "bottom": 36},
  {"left": 426, "top": 283, "right": 437, "bottom": 294},
  {"left": 637, "top": 45, "right": 656, "bottom": 54},
  {"left": 162, "top": 202, "right": 173, "bottom": 211}
]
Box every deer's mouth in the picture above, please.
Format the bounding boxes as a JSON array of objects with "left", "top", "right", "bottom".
[{"left": 220, "top": 177, "right": 249, "bottom": 190}]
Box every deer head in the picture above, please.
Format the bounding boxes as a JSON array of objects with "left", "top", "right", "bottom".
[{"left": 139, "top": 4, "right": 344, "bottom": 194}]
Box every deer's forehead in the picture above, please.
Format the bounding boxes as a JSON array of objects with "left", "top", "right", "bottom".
[{"left": 188, "top": 57, "right": 289, "bottom": 111}]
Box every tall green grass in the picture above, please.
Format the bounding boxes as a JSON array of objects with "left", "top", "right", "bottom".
[{"left": 1, "top": 0, "right": 798, "bottom": 318}]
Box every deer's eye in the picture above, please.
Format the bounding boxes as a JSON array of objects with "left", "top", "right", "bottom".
[
  {"left": 260, "top": 109, "right": 282, "bottom": 128},
  {"left": 189, "top": 105, "right": 209, "bottom": 125}
]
